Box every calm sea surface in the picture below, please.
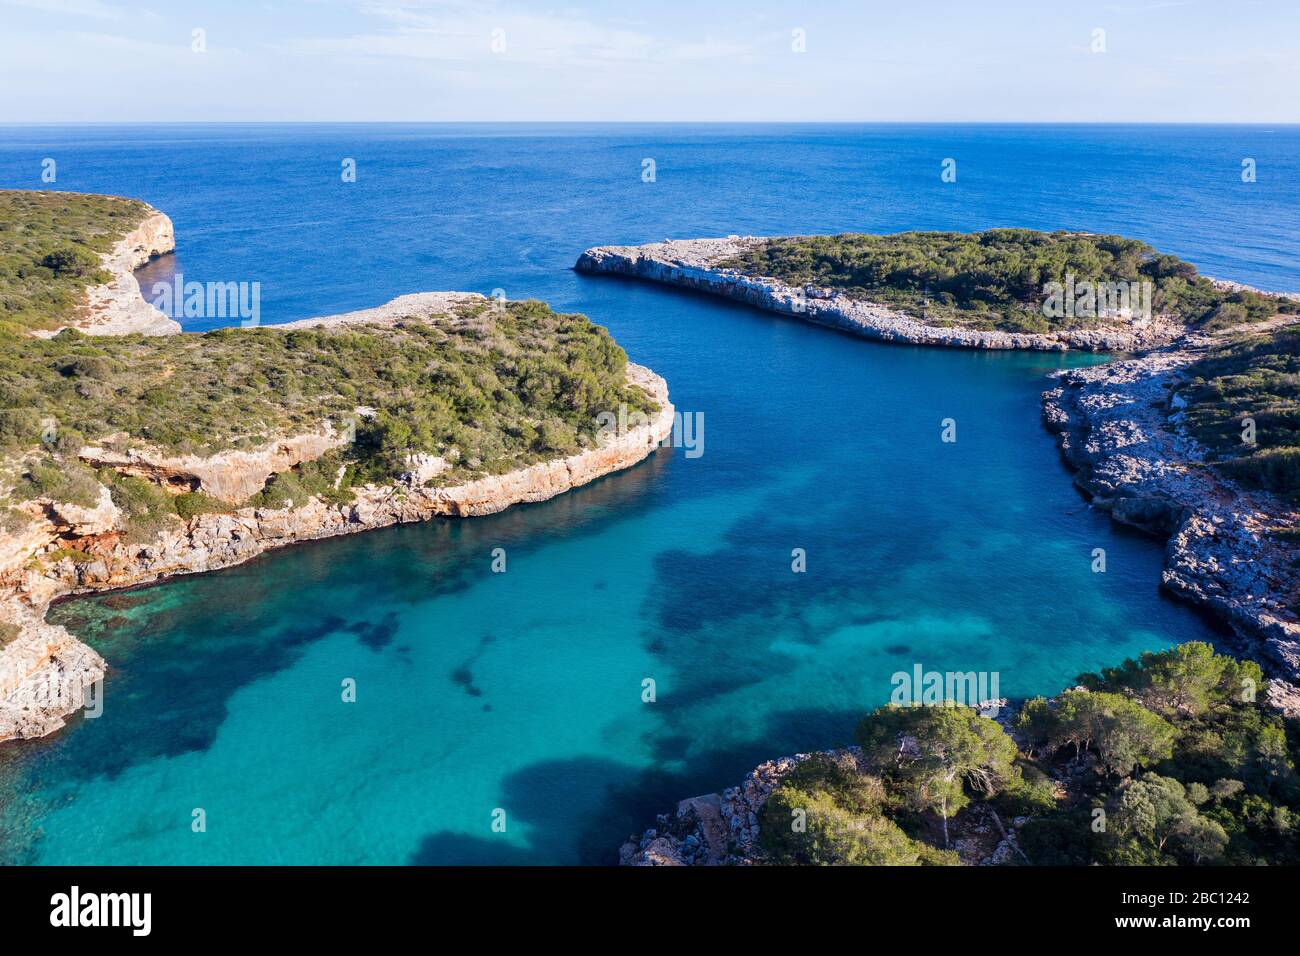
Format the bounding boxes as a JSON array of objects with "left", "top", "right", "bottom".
[{"left": 1, "top": 124, "right": 1296, "bottom": 864}]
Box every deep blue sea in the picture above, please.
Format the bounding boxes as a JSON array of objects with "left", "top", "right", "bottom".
[{"left": 1, "top": 124, "right": 1297, "bottom": 864}]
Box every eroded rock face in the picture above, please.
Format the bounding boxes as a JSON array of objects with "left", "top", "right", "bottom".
[
  {"left": 81, "top": 430, "right": 348, "bottom": 504},
  {"left": 0, "top": 604, "right": 105, "bottom": 742},
  {"left": 1042, "top": 332, "right": 1300, "bottom": 710},
  {"left": 0, "top": 363, "right": 673, "bottom": 742},
  {"left": 42, "top": 485, "right": 123, "bottom": 537},
  {"left": 576, "top": 237, "right": 1186, "bottom": 352}
]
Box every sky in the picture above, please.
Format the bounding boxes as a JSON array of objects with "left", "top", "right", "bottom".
[{"left": 0, "top": 0, "right": 1296, "bottom": 123}]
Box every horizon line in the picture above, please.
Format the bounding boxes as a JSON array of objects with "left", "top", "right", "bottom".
[{"left": 1, "top": 120, "right": 1299, "bottom": 127}]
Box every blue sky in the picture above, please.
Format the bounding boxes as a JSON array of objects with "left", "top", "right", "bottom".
[{"left": 1, "top": 0, "right": 1296, "bottom": 122}]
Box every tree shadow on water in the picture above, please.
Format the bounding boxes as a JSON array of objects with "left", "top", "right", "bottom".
[{"left": 407, "top": 705, "right": 863, "bottom": 866}]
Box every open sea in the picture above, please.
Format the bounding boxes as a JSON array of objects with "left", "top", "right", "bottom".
[{"left": 1, "top": 123, "right": 1297, "bottom": 864}]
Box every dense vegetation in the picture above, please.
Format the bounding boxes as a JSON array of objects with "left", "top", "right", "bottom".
[
  {"left": 0, "top": 190, "right": 149, "bottom": 334},
  {"left": 757, "top": 643, "right": 1300, "bottom": 866},
  {"left": 0, "top": 189, "right": 656, "bottom": 547},
  {"left": 719, "top": 231, "right": 1297, "bottom": 334},
  {"left": 1179, "top": 325, "right": 1300, "bottom": 500},
  {"left": 0, "top": 299, "right": 656, "bottom": 536}
]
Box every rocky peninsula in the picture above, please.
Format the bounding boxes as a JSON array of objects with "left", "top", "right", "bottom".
[
  {"left": 0, "top": 194, "right": 674, "bottom": 742},
  {"left": 576, "top": 235, "right": 1188, "bottom": 351}
]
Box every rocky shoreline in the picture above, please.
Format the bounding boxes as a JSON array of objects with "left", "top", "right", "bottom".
[
  {"left": 576, "top": 236, "right": 1184, "bottom": 352},
  {"left": 0, "top": 205, "right": 676, "bottom": 743},
  {"left": 1042, "top": 331, "right": 1300, "bottom": 713},
  {"left": 34, "top": 205, "right": 180, "bottom": 338},
  {"left": 599, "top": 234, "right": 1300, "bottom": 865},
  {"left": 619, "top": 736, "right": 1029, "bottom": 867},
  {"left": 0, "top": 358, "right": 673, "bottom": 742}
]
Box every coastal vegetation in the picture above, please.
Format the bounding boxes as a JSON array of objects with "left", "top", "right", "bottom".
[
  {"left": 757, "top": 643, "right": 1300, "bottom": 866},
  {"left": 0, "top": 190, "right": 149, "bottom": 334},
  {"left": 0, "top": 300, "right": 655, "bottom": 539},
  {"left": 1179, "top": 325, "right": 1300, "bottom": 499},
  {"left": 718, "top": 231, "right": 1298, "bottom": 334},
  {"left": 0, "top": 188, "right": 656, "bottom": 556}
]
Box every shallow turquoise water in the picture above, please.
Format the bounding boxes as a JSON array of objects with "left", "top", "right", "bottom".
[{"left": 1, "top": 123, "right": 1289, "bottom": 864}]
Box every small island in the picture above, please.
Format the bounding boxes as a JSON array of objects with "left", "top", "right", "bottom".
[{"left": 0, "top": 191, "right": 674, "bottom": 741}]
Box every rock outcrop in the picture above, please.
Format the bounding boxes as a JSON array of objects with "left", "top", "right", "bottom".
[
  {"left": 576, "top": 237, "right": 1184, "bottom": 352},
  {"left": 620, "top": 749, "right": 859, "bottom": 866},
  {"left": 41, "top": 205, "right": 180, "bottom": 337},
  {"left": 80, "top": 430, "right": 349, "bottom": 504},
  {"left": 623, "top": 701, "right": 1015, "bottom": 866},
  {"left": 1042, "top": 330, "right": 1300, "bottom": 712}
]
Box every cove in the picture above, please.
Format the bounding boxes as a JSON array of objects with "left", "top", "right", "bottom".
[{"left": 1, "top": 123, "right": 1295, "bottom": 865}]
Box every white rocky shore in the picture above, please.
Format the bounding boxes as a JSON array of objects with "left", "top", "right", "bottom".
[
  {"left": 0, "top": 248, "right": 675, "bottom": 740},
  {"left": 1042, "top": 329, "right": 1300, "bottom": 713},
  {"left": 576, "top": 236, "right": 1184, "bottom": 352},
  {"left": 34, "top": 203, "right": 180, "bottom": 338},
  {"left": 620, "top": 732, "right": 1029, "bottom": 867}
]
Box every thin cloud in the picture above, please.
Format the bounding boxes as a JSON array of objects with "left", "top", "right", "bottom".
[{"left": 1, "top": 0, "right": 124, "bottom": 18}]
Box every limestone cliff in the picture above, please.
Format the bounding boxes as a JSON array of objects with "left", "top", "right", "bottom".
[
  {"left": 36, "top": 205, "right": 181, "bottom": 337},
  {"left": 80, "top": 430, "right": 349, "bottom": 504}
]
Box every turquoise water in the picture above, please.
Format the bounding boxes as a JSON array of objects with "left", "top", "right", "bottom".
[{"left": 2, "top": 124, "right": 1295, "bottom": 865}]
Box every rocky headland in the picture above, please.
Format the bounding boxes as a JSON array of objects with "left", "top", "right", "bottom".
[
  {"left": 38, "top": 205, "right": 179, "bottom": 338},
  {"left": 0, "top": 201, "right": 675, "bottom": 743},
  {"left": 0, "top": 356, "right": 672, "bottom": 741},
  {"left": 576, "top": 236, "right": 1185, "bottom": 352}
]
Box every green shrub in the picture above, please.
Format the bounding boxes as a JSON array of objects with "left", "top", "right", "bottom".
[
  {"left": 105, "top": 473, "right": 177, "bottom": 543},
  {"left": 759, "top": 756, "right": 957, "bottom": 865},
  {"left": 173, "top": 491, "right": 233, "bottom": 521},
  {"left": 0, "top": 408, "right": 42, "bottom": 448},
  {"left": 1181, "top": 326, "right": 1300, "bottom": 498},
  {"left": 0, "top": 302, "right": 655, "bottom": 487},
  {"left": 14, "top": 458, "right": 103, "bottom": 508},
  {"left": 0, "top": 190, "right": 148, "bottom": 333}
]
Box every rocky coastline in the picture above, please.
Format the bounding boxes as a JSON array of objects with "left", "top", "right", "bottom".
[
  {"left": 576, "top": 236, "right": 1184, "bottom": 352},
  {"left": 0, "top": 356, "right": 673, "bottom": 742},
  {"left": 0, "top": 206, "right": 676, "bottom": 743},
  {"left": 598, "top": 234, "right": 1299, "bottom": 865},
  {"left": 619, "top": 734, "right": 1029, "bottom": 867},
  {"left": 1042, "top": 331, "right": 1300, "bottom": 713},
  {"left": 35, "top": 205, "right": 180, "bottom": 338}
]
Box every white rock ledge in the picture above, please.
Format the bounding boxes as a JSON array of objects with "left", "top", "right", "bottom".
[{"left": 32, "top": 204, "right": 180, "bottom": 338}]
